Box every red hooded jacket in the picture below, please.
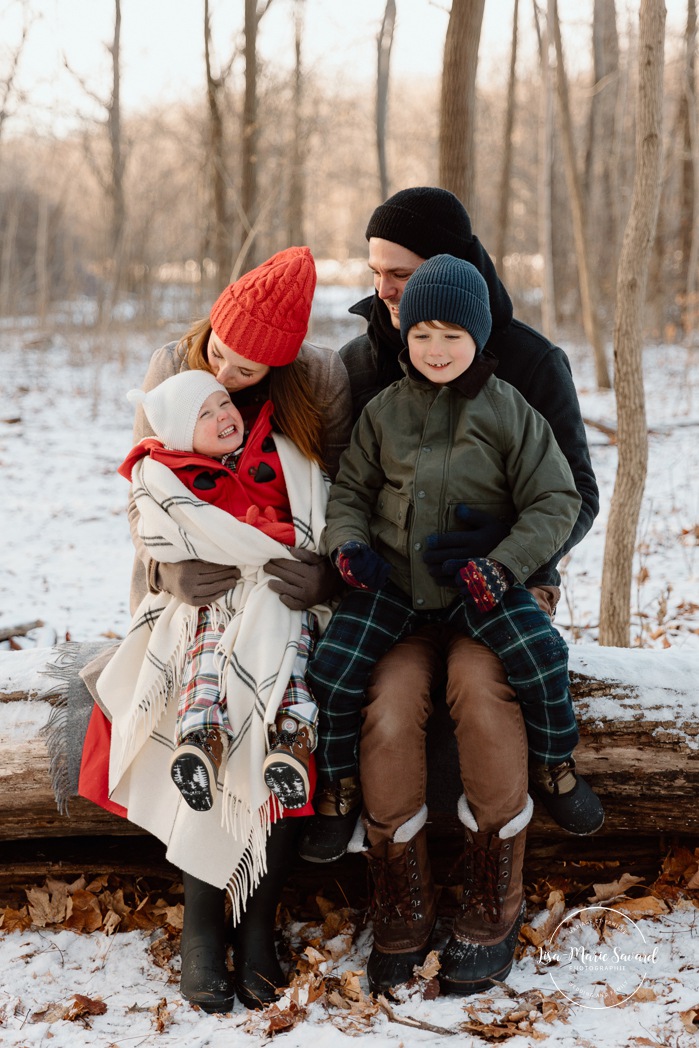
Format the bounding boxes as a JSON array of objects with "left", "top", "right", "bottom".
[{"left": 118, "top": 400, "right": 295, "bottom": 544}]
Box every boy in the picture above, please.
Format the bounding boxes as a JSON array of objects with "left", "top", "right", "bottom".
[
  {"left": 122, "top": 369, "right": 319, "bottom": 812},
  {"left": 302, "top": 254, "right": 604, "bottom": 861}
]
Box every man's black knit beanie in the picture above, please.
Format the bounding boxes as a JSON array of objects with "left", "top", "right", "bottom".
[{"left": 365, "top": 186, "right": 474, "bottom": 260}]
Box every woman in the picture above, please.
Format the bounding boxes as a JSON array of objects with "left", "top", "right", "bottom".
[{"left": 79, "top": 246, "right": 352, "bottom": 1013}]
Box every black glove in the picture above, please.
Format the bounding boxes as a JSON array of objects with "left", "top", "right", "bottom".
[
  {"left": 155, "top": 560, "right": 241, "bottom": 606},
  {"left": 335, "top": 541, "right": 392, "bottom": 591},
  {"left": 422, "top": 504, "right": 511, "bottom": 586},
  {"left": 265, "top": 547, "right": 341, "bottom": 611}
]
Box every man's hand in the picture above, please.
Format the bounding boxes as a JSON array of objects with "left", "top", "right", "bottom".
[
  {"left": 423, "top": 504, "right": 511, "bottom": 585},
  {"left": 527, "top": 585, "right": 560, "bottom": 618},
  {"left": 155, "top": 560, "right": 241, "bottom": 606},
  {"left": 265, "top": 547, "right": 341, "bottom": 610}
]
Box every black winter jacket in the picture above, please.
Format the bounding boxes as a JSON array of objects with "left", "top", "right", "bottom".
[{"left": 340, "top": 254, "right": 598, "bottom": 589}]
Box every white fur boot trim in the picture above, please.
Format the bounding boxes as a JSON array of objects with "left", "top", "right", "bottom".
[
  {"left": 457, "top": 794, "right": 534, "bottom": 838},
  {"left": 393, "top": 804, "right": 428, "bottom": 843},
  {"left": 457, "top": 794, "right": 480, "bottom": 832},
  {"left": 498, "top": 795, "right": 534, "bottom": 839},
  {"left": 346, "top": 815, "right": 369, "bottom": 853}
]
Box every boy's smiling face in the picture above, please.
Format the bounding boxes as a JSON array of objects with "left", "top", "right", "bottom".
[
  {"left": 407, "top": 321, "right": 477, "bottom": 384},
  {"left": 192, "top": 391, "right": 245, "bottom": 458}
]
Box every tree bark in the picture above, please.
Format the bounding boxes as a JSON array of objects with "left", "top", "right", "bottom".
[
  {"left": 535, "top": 0, "right": 557, "bottom": 339},
  {"left": 552, "top": 0, "right": 611, "bottom": 389},
  {"left": 287, "top": 0, "right": 306, "bottom": 246},
  {"left": 495, "top": 0, "right": 520, "bottom": 270},
  {"left": 599, "top": 0, "right": 665, "bottom": 647},
  {"left": 438, "top": 0, "right": 485, "bottom": 211},
  {"left": 102, "top": 0, "right": 126, "bottom": 323},
  {"left": 585, "top": 0, "right": 621, "bottom": 308},
  {"left": 376, "top": 0, "right": 396, "bottom": 201},
  {"left": 1, "top": 643, "right": 697, "bottom": 840},
  {"left": 204, "top": 0, "right": 230, "bottom": 288},
  {"left": 680, "top": 0, "right": 698, "bottom": 334}
]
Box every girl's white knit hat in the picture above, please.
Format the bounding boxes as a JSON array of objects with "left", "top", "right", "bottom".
[{"left": 127, "top": 371, "right": 229, "bottom": 451}]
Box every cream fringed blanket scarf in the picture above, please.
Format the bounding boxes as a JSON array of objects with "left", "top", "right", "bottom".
[{"left": 97, "top": 434, "right": 331, "bottom": 918}]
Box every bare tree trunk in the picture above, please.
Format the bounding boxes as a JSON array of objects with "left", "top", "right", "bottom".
[
  {"left": 535, "top": 0, "right": 557, "bottom": 339},
  {"left": 585, "top": 0, "right": 620, "bottom": 309},
  {"left": 599, "top": 0, "right": 665, "bottom": 647},
  {"left": 35, "top": 194, "right": 49, "bottom": 327},
  {"left": 680, "top": 0, "right": 698, "bottom": 334},
  {"left": 552, "top": 0, "right": 611, "bottom": 389},
  {"left": 287, "top": 0, "right": 306, "bottom": 245},
  {"left": 101, "top": 0, "right": 126, "bottom": 323},
  {"left": 241, "top": 0, "right": 260, "bottom": 269},
  {"left": 204, "top": 0, "right": 229, "bottom": 288},
  {"left": 439, "top": 0, "right": 485, "bottom": 211},
  {"left": 495, "top": 0, "right": 520, "bottom": 270},
  {"left": 376, "top": 0, "right": 396, "bottom": 201},
  {"left": 0, "top": 196, "right": 19, "bottom": 316}
]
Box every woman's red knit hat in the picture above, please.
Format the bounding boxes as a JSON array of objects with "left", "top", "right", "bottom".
[{"left": 210, "top": 246, "right": 316, "bottom": 367}]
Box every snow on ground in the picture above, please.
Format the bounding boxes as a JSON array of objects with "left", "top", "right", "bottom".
[{"left": 1, "top": 303, "right": 698, "bottom": 1046}]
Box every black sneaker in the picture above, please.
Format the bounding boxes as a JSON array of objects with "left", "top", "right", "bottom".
[
  {"left": 529, "top": 758, "right": 605, "bottom": 835},
  {"left": 297, "top": 776, "right": 362, "bottom": 863}
]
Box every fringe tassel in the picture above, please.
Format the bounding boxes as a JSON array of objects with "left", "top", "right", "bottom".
[
  {"left": 223, "top": 798, "right": 278, "bottom": 924},
  {"left": 38, "top": 641, "right": 110, "bottom": 816},
  {"left": 118, "top": 613, "right": 196, "bottom": 779}
]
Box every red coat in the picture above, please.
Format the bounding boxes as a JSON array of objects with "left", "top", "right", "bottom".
[{"left": 118, "top": 400, "right": 295, "bottom": 544}]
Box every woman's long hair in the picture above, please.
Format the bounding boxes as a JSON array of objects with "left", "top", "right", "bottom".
[{"left": 176, "top": 318, "right": 325, "bottom": 470}]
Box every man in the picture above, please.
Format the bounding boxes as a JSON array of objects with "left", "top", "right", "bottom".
[{"left": 321, "top": 187, "right": 599, "bottom": 996}]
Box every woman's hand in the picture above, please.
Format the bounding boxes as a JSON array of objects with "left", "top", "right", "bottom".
[
  {"left": 265, "top": 547, "right": 341, "bottom": 610},
  {"left": 154, "top": 560, "right": 241, "bottom": 606}
]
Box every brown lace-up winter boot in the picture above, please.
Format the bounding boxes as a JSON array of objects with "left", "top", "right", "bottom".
[
  {"left": 263, "top": 713, "right": 316, "bottom": 810},
  {"left": 439, "top": 796, "right": 532, "bottom": 995},
  {"left": 170, "top": 728, "right": 227, "bottom": 812},
  {"left": 364, "top": 810, "right": 438, "bottom": 998}
]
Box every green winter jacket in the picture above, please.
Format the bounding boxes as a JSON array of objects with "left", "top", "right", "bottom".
[{"left": 323, "top": 353, "right": 582, "bottom": 611}]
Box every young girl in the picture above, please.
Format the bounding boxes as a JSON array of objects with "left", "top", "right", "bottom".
[{"left": 121, "top": 369, "right": 321, "bottom": 814}]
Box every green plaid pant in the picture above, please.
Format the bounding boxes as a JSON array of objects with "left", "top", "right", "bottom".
[{"left": 307, "top": 581, "right": 578, "bottom": 780}]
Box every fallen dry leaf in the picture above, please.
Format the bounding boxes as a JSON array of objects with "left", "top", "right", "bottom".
[
  {"left": 153, "top": 997, "right": 171, "bottom": 1032},
  {"left": 520, "top": 889, "right": 566, "bottom": 948},
  {"left": 588, "top": 873, "right": 644, "bottom": 904},
  {"left": 680, "top": 1005, "right": 699, "bottom": 1034}
]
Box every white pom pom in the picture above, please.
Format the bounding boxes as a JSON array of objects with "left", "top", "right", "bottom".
[{"left": 126, "top": 388, "right": 146, "bottom": 407}]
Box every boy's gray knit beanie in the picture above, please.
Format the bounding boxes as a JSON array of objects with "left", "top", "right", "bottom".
[{"left": 399, "top": 254, "right": 492, "bottom": 351}]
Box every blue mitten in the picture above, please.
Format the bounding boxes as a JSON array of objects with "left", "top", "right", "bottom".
[
  {"left": 423, "top": 504, "right": 511, "bottom": 586},
  {"left": 335, "top": 541, "right": 392, "bottom": 591}
]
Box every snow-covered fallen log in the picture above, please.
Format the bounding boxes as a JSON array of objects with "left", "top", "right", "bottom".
[{"left": 0, "top": 642, "right": 697, "bottom": 841}]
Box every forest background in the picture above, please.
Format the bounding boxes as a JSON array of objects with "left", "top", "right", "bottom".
[{"left": 0, "top": 0, "right": 697, "bottom": 642}]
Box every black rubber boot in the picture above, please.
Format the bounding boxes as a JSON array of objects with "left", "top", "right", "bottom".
[
  {"left": 231, "top": 817, "right": 299, "bottom": 1009},
  {"left": 180, "top": 872, "right": 235, "bottom": 1013},
  {"left": 529, "top": 758, "right": 605, "bottom": 835}
]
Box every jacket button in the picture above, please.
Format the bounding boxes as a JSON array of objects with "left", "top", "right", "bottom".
[
  {"left": 522, "top": 565, "right": 530, "bottom": 573},
  {"left": 417, "top": 490, "right": 426, "bottom": 499},
  {"left": 416, "top": 597, "right": 425, "bottom": 606},
  {"left": 414, "top": 542, "right": 422, "bottom": 551}
]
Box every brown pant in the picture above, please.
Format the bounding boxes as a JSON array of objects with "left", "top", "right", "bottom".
[{"left": 360, "top": 626, "right": 529, "bottom": 845}]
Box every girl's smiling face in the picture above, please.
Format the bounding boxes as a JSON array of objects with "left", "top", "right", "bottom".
[{"left": 192, "top": 390, "right": 245, "bottom": 458}]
